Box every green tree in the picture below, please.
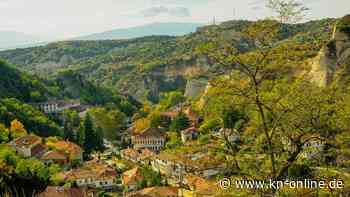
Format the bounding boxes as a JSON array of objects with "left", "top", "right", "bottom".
[
  {"left": 82, "top": 113, "right": 96, "bottom": 155},
  {"left": 267, "top": 0, "right": 309, "bottom": 24},
  {"left": 82, "top": 113, "right": 104, "bottom": 155},
  {"left": 0, "top": 124, "right": 9, "bottom": 143},
  {"left": 159, "top": 91, "right": 185, "bottom": 109},
  {"left": 89, "top": 107, "right": 126, "bottom": 141},
  {"left": 223, "top": 108, "right": 243, "bottom": 130},
  {"left": 170, "top": 113, "right": 190, "bottom": 132}
]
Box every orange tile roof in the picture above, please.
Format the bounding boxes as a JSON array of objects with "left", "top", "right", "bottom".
[
  {"left": 39, "top": 186, "right": 87, "bottom": 197},
  {"left": 122, "top": 167, "right": 144, "bottom": 185},
  {"left": 41, "top": 150, "right": 67, "bottom": 161},
  {"left": 185, "top": 175, "right": 218, "bottom": 196},
  {"left": 62, "top": 161, "right": 117, "bottom": 181},
  {"left": 126, "top": 187, "right": 179, "bottom": 197},
  {"left": 160, "top": 111, "right": 178, "bottom": 118},
  {"left": 139, "top": 149, "right": 156, "bottom": 161},
  {"left": 122, "top": 148, "right": 140, "bottom": 159},
  {"left": 52, "top": 140, "right": 83, "bottom": 157},
  {"left": 155, "top": 152, "right": 224, "bottom": 170}
]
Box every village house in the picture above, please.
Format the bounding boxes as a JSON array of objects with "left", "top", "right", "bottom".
[
  {"left": 50, "top": 140, "right": 84, "bottom": 165},
  {"left": 160, "top": 103, "right": 203, "bottom": 127},
  {"left": 181, "top": 127, "right": 199, "bottom": 143},
  {"left": 131, "top": 127, "right": 166, "bottom": 152},
  {"left": 121, "top": 148, "right": 140, "bottom": 163},
  {"left": 41, "top": 150, "right": 69, "bottom": 166},
  {"left": 37, "top": 100, "right": 81, "bottom": 114},
  {"left": 138, "top": 148, "right": 156, "bottom": 165},
  {"left": 60, "top": 161, "right": 118, "bottom": 190},
  {"left": 151, "top": 152, "right": 225, "bottom": 185},
  {"left": 301, "top": 138, "right": 325, "bottom": 159},
  {"left": 10, "top": 135, "right": 47, "bottom": 158},
  {"left": 121, "top": 148, "right": 156, "bottom": 165},
  {"left": 179, "top": 175, "right": 218, "bottom": 197},
  {"left": 214, "top": 128, "right": 240, "bottom": 144},
  {"left": 126, "top": 186, "right": 179, "bottom": 197},
  {"left": 39, "top": 186, "right": 95, "bottom": 197},
  {"left": 122, "top": 167, "right": 144, "bottom": 192}
]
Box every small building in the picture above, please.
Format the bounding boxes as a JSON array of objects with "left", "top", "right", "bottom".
[
  {"left": 10, "top": 135, "right": 47, "bottom": 158},
  {"left": 50, "top": 140, "right": 83, "bottom": 165},
  {"left": 131, "top": 128, "right": 166, "bottom": 152},
  {"left": 138, "top": 149, "right": 156, "bottom": 165},
  {"left": 216, "top": 128, "right": 240, "bottom": 144},
  {"left": 121, "top": 148, "right": 140, "bottom": 163},
  {"left": 184, "top": 107, "right": 202, "bottom": 127},
  {"left": 41, "top": 150, "right": 69, "bottom": 166},
  {"left": 122, "top": 167, "right": 144, "bottom": 192},
  {"left": 152, "top": 153, "right": 225, "bottom": 185},
  {"left": 126, "top": 187, "right": 179, "bottom": 197},
  {"left": 182, "top": 175, "right": 218, "bottom": 197},
  {"left": 61, "top": 161, "right": 118, "bottom": 189},
  {"left": 301, "top": 138, "right": 325, "bottom": 159},
  {"left": 181, "top": 127, "right": 199, "bottom": 143},
  {"left": 37, "top": 100, "right": 81, "bottom": 114},
  {"left": 160, "top": 103, "right": 202, "bottom": 127},
  {"left": 39, "top": 186, "right": 92, "bottom": 197}
]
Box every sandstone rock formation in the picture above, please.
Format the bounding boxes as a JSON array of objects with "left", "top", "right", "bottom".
[{"left": 309, "top": 15, "right": 350, "bottom": 86}]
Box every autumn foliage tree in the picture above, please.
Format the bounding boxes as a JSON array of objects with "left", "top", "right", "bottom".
[{"left": 10, "top": 119, "right": 27, "bottom": 139}]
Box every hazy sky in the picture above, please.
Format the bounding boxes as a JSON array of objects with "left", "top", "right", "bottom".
[{"left": 0, "top": 0, "right": 349, "bottom": 39}]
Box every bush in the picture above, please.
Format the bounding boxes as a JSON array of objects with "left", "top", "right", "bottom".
[{"left": 288, "top": 164, "right": 312, "bottom": 179}]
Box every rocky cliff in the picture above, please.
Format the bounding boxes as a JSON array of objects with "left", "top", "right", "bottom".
[{"left": 309, "top": 15, "right": 350, "bottom": 86}]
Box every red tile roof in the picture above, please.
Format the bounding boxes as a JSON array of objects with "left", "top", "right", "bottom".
[
  {"left": 52, "top": 140, "right": 83, "bottom": 158},
  {"left": 126, "top": 187, "right": 179, "bottom": 197},
  {"left": 139, "top": 149, "right": 156, "bottom": 161},
  {"left": 41, "top": 150, "right": 67, "bottom": 161},
  {"left": 185, "top": 176, "right": 218, "bottom": 196},
  {"left": 13, "top": 135, "right": 41, "bottom": 148},
  {"left": 39, "top": 186, "right": 87, "bottom": 197},
  {"left": 160, "top": 111, "right": 178, "bottom": 118},
  {"left": 62, "top": 161, "right": 117, "bottom": 181},
  {"left": 122, "top": 148, "right": 140, "bottom": 160},
  {"left": 122, "top": 167, "right": 144, "bottom": 185}
]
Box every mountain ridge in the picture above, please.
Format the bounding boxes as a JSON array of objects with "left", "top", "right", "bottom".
[{"left": 73, "top": 22, "right": 203, "bottom": 41}]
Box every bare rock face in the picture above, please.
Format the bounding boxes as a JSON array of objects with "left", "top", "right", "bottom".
[
  {"left": 184, "top": 79, "right": 208, "bottom": 99},
  {"left": 309, "top": 15, "right": 350, "bottom": 86}
]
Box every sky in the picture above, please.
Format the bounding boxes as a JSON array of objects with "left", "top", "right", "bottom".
[{"left": 0, "top": 0, "right": 349, "bottom": 39}]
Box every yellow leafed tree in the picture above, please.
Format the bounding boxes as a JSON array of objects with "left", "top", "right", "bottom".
[{"left": 10, "top": 119, "right": 27, "bottom": 138}]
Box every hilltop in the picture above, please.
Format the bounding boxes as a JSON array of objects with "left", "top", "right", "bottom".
[
  {"left": 0, "top": 19, "right": 337, "bottom": 102},
  {"left": 74, "top": 22, "right": 203, "bottom": 40}
]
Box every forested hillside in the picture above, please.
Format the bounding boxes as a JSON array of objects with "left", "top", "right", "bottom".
[{"left": 0, "top": 19, "right": 336, "bottom": 102}]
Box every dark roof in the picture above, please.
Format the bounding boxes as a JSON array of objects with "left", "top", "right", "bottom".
[{"left": 31, "top": 144, "right": 47, "bottom": 157}]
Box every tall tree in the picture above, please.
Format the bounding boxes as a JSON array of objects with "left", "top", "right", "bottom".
[
  {"left": 170, "top": 113, "right": 190, "bottom": 132},
  {"left": 199, "top": 18, "right": 347, "bottom": 186},
  {"left": 267, "top": 0, "right": 309, "bottom": 23},
  {"left": 82, "top": 113, "right": 96, "bottom": 155}
]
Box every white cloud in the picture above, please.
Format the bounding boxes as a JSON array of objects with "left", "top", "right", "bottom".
[{"left": 140, "top": 6, "right": 190, "bottom": 17}]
